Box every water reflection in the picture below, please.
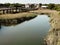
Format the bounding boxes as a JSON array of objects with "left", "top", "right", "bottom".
[
  {"left": 0, "top": 15, "right": 50, "bottom": 45},
  {"left": 0, "top": 15, "right": 36, "bottom": 26},
  {"left": 0, "top": 24, "right": 1, "bottom": 29}
]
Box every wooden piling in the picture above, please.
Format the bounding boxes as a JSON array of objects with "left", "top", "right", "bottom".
[
  {"left": 6, "top": 9, "right": 9, "bottom": 13},
  {"left": 3, "top": 10, "right": 5, "bottom": 14}
]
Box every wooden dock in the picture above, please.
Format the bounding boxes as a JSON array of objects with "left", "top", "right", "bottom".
[{"left": 0, "top": 7, "right": 30, "bottom": 14}]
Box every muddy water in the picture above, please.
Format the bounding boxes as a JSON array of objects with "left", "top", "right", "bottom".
[{"left": 0, "top": 15, "right": 50, "bottom": 45}]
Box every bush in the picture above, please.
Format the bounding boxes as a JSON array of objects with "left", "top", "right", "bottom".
[
  {"left": 54, "top": 6, "right": 60, "bottom": 11},
  {"left": 48, "top": 4, "right": 55, "bottom": 10}
]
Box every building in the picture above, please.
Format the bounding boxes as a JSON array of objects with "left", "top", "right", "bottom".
[
  {"left": 35, "top": 4, "right": 39, "bottom": 9},
  {"left": 25, "top": 4, "right": 30, "bottom": 8},
  {"left": 41, "top": 6, "right": 48, "bottom": 9}
]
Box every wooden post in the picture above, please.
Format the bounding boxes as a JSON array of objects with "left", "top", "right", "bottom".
[
  {"left": 18, "top": 7, "right": 20, "bottom": 12},
  {"left": 9, "top": 9, "right": 11, "bottom": 13},
  {"left": 6, "top": 9, "right": 9, "bottom": 13},
  {"left": 11, "top": 9, "right": 13, "bottom": 13},
  {"left": 16, "top": 7, "right": 18, "bottom": 13},
  {"left": 19, "top": 8, "right": 21, "bottom": 12},
  {"left": 0, "top": 10, "right": 1, "bottom": 15},
  {"left": 3, "top": 10, "right": 5, "bottom": 14}
]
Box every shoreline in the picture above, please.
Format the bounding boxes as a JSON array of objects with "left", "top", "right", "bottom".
[
  {"left": 44, "top": 10, "right": 60, "bottom": 45},
  {"left": 0, "top": 14, "right": 37, "bottom": 26},
  {"left": 0, "top": 12, "right": 36, "bottom": 19},
  {"left": 0, "top": 9, "right": 60, "bottom": 45},
  {"left": 0, "top": 9, "right": 58, "bottom": 19}
]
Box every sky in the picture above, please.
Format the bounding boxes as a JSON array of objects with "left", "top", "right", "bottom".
[{"left": 0, "top": 0, "right": 60, "bottom": 4}]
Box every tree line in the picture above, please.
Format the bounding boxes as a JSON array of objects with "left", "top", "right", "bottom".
[
  {"left": 0, "top": 3, "right": 25, "bottom": 8},
  {"left": 0, "top": 3, "right": 60, "bottom": 11},
  {"left": 46, "top": 3, "right": 60, "bottom": 11},
  {"left": 0, "top": 3, "right": 42, "bottom": 8}
]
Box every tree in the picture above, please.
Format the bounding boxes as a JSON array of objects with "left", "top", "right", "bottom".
[
  {"left": 12, "top": 3, "right": 24, "bottom": 7},
  {"left": 3, "top": 3, "right": 10, "bottom": 7},
  {"left": 48, "top": 3, "right": 55, "bottom": 10},
  {"left": 0, "top": 3, "right": 3, "bottom": 8},
  {"left": 30, "top": 4, "right": 35, "bottom": 8},
  {"left": 39, "top": 3, "right": 42, "bottom": 8}
]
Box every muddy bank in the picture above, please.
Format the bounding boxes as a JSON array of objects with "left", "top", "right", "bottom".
[
  {"left": 0, "top": 15, "right": 37, "bottom": 26},
  {"left": 45, "top": 14, "right": 60, "bottom": 45}
]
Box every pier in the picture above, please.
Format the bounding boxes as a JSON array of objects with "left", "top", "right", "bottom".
[{"left": 0, "top": 7, "right": 30, "bottom": 14}]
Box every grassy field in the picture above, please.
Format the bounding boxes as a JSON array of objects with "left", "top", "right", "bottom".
[{"left": 0, "top": 12, "right": 37, "bottom": 19}]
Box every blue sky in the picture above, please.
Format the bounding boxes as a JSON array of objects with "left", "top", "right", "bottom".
[{"left": 0, "top": 0, "right": 60, "bottom": 4}]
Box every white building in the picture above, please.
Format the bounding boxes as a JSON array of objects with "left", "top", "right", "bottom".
[
  {"left": 41, "top": 6, "right": 48, "bottom": 9},
  {"left": 25, "top": 4, "right": 30, "bottom": 8},
  {"left": 25, "top": 4, "right": 39, "bottom": 9}
]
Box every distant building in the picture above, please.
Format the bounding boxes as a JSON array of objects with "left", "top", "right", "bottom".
[
  {"left": 25, "top": 4, "right": 30, "bottom": 8},
  {"left": 35, "top": 4, "right": 39, "bottom": 9},
  {"left": 41, "top": 6, "right": 48, "bottom": 9},
  {"left": 25, "top": 4, "right": 39, "bottom": 10}
]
